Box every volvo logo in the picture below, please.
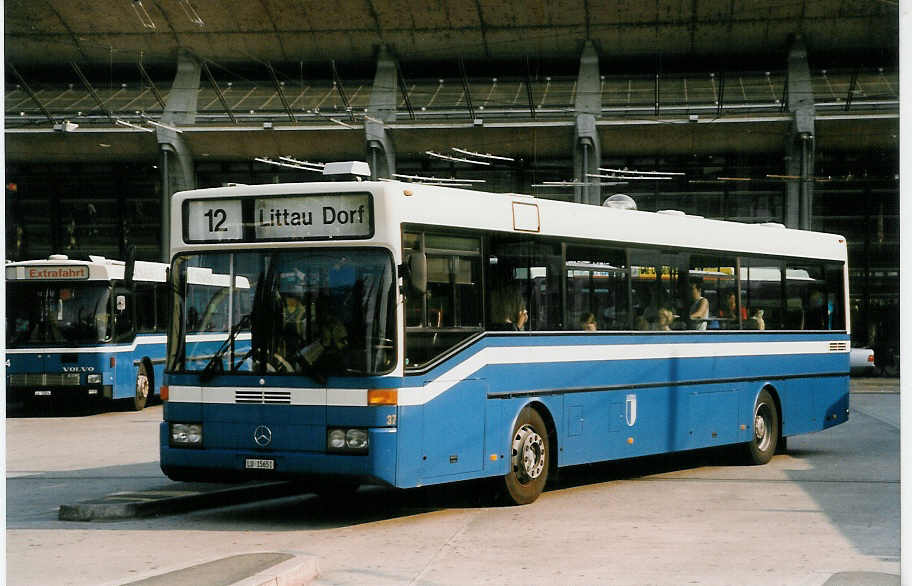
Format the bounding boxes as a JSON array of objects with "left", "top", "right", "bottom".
[{"left": 253, "top": 425, "right": 272, "bottom": 447}]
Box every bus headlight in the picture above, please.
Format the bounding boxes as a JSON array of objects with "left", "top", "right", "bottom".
[
  {"left": 346, "top": 429, "right": 368, "bottom": 450},
  {"left": 86, "top": 374, "right": 102, "bottom": 384},
  {"left": 327, "top": 427, "right": 369, "bottom": 453},
  {"left": 170, "top": 423, "right": 203, "bottom": 448},
  {"left": 328, "top": 429, "right": 346, "bottom": 449}
]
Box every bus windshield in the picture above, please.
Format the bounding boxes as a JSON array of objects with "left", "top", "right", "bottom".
[
  {"left": 168, "top": 248, "right": 396, "bottom": 378},
  {"left": 7, "top": 283, "right": 112, "bottom": 347}
]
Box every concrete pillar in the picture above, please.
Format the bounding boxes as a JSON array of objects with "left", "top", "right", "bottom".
[
  {"left": 785, "top": 36, "right": 815, "bottom": 230},
  {"left": 573, "top": 41, "right": 601, "bottom": 205},
  {"left": 156, "top": 50, "right": 200, "bottom": 261},
  {"left": 366, "top": 47, "right": 397, "bottom": 180}
]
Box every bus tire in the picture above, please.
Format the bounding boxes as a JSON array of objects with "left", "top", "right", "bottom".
[
  {"left": 745, "top": 389, "right": 778, "bottom": 465},
  {"left": 133, "top": 361, "right": 151, "bottom": 411},
  {"left": 503, "top": 407, "right": 549, "bottom": 505}
]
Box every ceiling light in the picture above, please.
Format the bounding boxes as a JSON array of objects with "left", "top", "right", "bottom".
[
  {"left": 116, "top": 119, "right": 154, "bottom": 132},
  {"left": 178, "top": 0, "right": 205, "bottom": 26},
  {"left": 131, "top": 0, "right": 156, "bottom": 29}
]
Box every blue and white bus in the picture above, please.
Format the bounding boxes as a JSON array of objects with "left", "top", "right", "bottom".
[
  {"left": 6, "top": 254, "right": 169, "bottom": 411},
  {"left": 161, "top": 173, "right": 850, "bottom": 504}
]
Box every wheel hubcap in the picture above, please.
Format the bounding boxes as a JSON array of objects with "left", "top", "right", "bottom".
[
  {"left": 754, "top": 406, "right": 771, "bottom": 451},
  {"left": 512, "top": 424, "right": 545, "bottom": 484},
  {"left": 137, "top": 374, "right": 149, "bottom": 400}
]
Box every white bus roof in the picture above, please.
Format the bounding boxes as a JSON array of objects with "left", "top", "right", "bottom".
[
  {"left": 171, "top": 181, "right": 847, "bottom": 263},
  {"left": 5, "top": 255, "right": 168, "bottom": 283}
]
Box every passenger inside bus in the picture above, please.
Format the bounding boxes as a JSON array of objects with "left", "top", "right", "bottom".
[
  {"left": 489, "top": 285, "right": 528, "bottom": 331},
  {"left": 718, "top": 291, "right": 747, "bottom": 322},
  {"left": 744, "top": 308, "right": 766, "bottom": 330},
  {"left": 687, "top": 279, "right": 709, "bottom": 330},
  {"left": 806, "top": 290, "right": 829, "bottom": 330},
  {"left": 282, "top": 293, "right": 307, "bottom": 343},
  {"left": 580, "top": 312, "right": 598, "bottom": 331},
  {"left": 654, "top": 307, "right": 674, "bottom": 331}
]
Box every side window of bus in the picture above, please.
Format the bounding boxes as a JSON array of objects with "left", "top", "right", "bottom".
[
  {"left": 785, "top": 262, "right": 845, "bottom": 330},
  {"left": 134, "top": 284, "right": 156, "bottom": 333},
  {"left": 113, "top": 290, "right": 134, "bottom": 341},
  {"left": 740, "top": 259, "right": 784, "bottom": 330},
  {"left": 688, "top": 255, "right": 738, "bottom": 330},
  {"left": 155, "top": 283, "right": 170, "bottom": 332},
  {"left": 487, "top": 237, "right": 561, "bottom": 331},
  {"left": 403, "top": 231, "right": 483, "bottom": 369},
  {"left": 565, "top": 245, "right": 629, "bottom": 330},
  {"left": 629, "top": 250, "right": 687, "bottom": 331}
]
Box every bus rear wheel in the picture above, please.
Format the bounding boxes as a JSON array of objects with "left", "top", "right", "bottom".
[
  {"left": 744, "top": 389, "right": 778, "bottom": 465},
  {"left": 503, "top": 407, "right": 549, "bottom": 505},
  {"left": 133, "top": 362, "right": 151, "bottom": 411}
]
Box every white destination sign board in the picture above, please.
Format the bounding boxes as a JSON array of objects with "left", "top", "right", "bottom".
[
  {"left": 187, "top": 199, "right": 244, "bottom": 242},
  {"left": 254, "top": 193, "right": 372, "bottom": 240}
]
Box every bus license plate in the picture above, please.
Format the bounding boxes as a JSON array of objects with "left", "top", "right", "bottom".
[{"left": 245, "top": 458, "right": 275, "bottom": 470}]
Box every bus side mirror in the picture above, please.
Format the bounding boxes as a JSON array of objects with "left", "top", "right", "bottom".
[{"left": 408, "top": 250, "right": 427, "bottom": 294}]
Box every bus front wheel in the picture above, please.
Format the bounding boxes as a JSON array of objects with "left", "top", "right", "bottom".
[
  {"left": 745, "top": 389, "right": 778, "bottom": 465},
  {"left": 503, "top": 407, "right": 549, "bottom": 505},
  {"left": 133, "top": 362, "right": 151, "bottom": 411}
]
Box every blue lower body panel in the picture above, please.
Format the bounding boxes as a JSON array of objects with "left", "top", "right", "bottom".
[
  {"left": 161, "top": 332, "right": 851, "bottom": 489},
  {"left": 161, "top": 425, "right": 398, "bottom": 485},
  {"left": 160, "top": 401, "right": 399, "bottom": 485}
]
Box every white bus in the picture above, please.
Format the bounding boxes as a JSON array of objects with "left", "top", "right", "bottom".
[{"left": 161, "top": 173, "right": 849, "bottom": 504}]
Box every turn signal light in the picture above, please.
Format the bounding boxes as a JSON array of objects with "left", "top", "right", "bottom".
[
  {"left": 160, "top": 385, "right": 169, "bottom": 401},
  {"left": 367, "top": 389, "right": 398, "bottom": 405}
]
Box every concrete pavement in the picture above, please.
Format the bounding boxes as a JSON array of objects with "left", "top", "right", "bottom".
[{"left": 9, "top": 377, "right": 899, "bottom": 585}]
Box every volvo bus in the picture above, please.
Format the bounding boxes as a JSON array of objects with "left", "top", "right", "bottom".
[
  {"left": 161, "top": 172, "right": 849, "bottom": 504},
  {"left": 7, "top": 255, "right": 169, "bottom": 410}
]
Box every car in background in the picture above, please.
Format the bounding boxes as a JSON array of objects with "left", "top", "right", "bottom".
[{"left": 850, "top": 347, "right": 876, "bottom": 375}]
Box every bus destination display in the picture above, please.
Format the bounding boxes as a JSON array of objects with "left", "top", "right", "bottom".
[
  {"left": 255, "top": 194, "right": 371, "bottom": 240},
  {"left": 6, "top": 265, "right": 89, "bottom": 280},
  {"left": 186, "top": 199, "right": 244, "bottom": 242},
  {"left": 185, "top": 193, "right": 373, "bottom": 242}
]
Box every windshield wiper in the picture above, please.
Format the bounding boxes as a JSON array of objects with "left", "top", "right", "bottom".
[{"left": 200, "top": 314, "right": 251, "bottom": 381}]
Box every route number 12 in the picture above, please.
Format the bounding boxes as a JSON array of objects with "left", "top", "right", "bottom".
[
  {"left": 204, "top": 208, "right": 228, "bottom": 232},
  {"left": 187, "top": 199, "right": 242, "bottom": 242}
]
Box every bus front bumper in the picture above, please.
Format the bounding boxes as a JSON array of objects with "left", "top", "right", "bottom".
[
  {"left": 159, "top": 424, "right": 398, "bottom": 486},
  {"left": 7, "top": 383, "right": 113, "bottom": 404}
]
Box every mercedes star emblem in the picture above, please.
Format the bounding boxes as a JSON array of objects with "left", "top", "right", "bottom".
[{"left": 253, "top": 425, "right": 272, "bottom": 447}]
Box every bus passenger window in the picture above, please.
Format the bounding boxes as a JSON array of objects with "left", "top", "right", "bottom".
[
  {"left": 488, "top": 237, "right": 561, "bottom": 331},
  {"left": 403, "top": 231, "right": 483, "bottom": 369},
  {"left": 134, "top": 284, "right": 156, "bottom": 332},
  {"left": 630, "top": 250, "right": 687, "bottom": 331},
  {"left": 565, "top": 245, "right": 628, "bottom": 331},
  {"left": 786, "top": 262, "right": 845, "bottom": 330},
  {"left": 688, "top": 255, "right": 737, "bottom": 330},
  {"left": 740, "top": 259, "right": 784, "bottom": 330}
]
